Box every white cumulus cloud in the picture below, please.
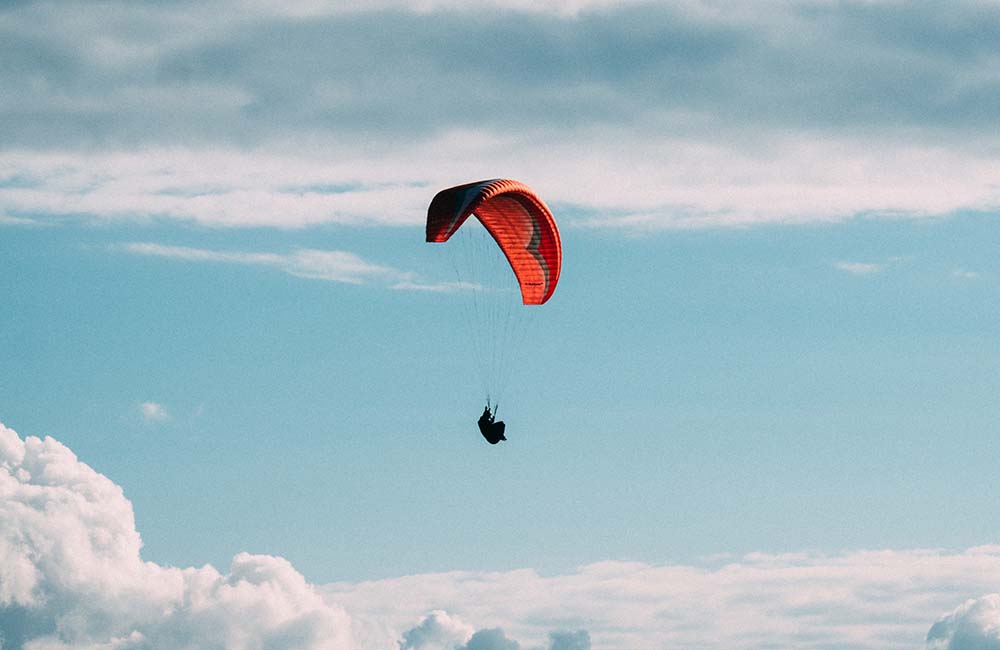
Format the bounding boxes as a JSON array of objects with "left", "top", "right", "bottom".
[
  {"left": 461, "top": 628, "right": 518, "bottom": 650},
  {"left": 927, "top": 594, "right": 1000, "bottom": 650},
  {"left": 399, "top": 610, "right": 475, "bottom": 650},
  {"left": 0, "top": 421, "right": 353, "bottom": 650}
]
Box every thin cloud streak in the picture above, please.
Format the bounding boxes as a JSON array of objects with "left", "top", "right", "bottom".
[
  {"left": 835, "top": 261, "right": 884, "bottom": 275},
  {"left": 0, "top": 214, "right": 41, "bottom": 226},
  {"left": 122, "top": 242, "right": 396, "bottom": 285},
  {"left": 120, "top": 242, "right": 467, "bottom": 291}
]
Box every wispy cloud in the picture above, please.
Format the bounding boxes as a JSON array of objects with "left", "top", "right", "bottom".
[
  {"left": 952, "top": 269, "right": 980, "bottom": 280},
  {"left": 138, "top": 401, "right": 169, "bottom": 421},
  {"left": 121, "top": 242, "right": 467, "bottom": 291},
  {"left": 0, "top": 214, "right": 41, "bottom": 226},
  {"left": 123, "top": 242, "right": 397, "bottom": 284},
  {"left": 391, "top": 278, "right": 482, "bottom": 292},
  {"left": 835, "top": 261, "right": 884, "bottom": 275}
]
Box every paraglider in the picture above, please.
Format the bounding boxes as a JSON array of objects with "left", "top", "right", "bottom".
[
  {"left": 478, "top": 404, "right": 506, "bottom": 444},
  {"left": 426, "top": 179, "right": 561, "bottom": 305},
  {"left": 426, "top": 179, "right": 561, "bottom": 443}
]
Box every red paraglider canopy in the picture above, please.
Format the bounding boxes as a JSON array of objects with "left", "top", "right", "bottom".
[{"left": 426, "top": 179, "right": 561, "bottom": 305}]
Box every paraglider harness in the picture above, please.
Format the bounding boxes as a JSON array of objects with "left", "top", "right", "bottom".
[{"left": 478, "top": 401, "right": 506, "bottom": 444}]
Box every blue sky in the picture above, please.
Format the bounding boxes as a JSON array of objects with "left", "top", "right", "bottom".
[
  {"left": 5, "top": 206, "right": 1000, "bottom": 584},
  {"left": 3, "top": 1, "right": 1000, "bottom": 649}
]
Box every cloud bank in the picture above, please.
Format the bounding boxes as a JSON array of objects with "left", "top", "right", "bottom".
[
  {"left": 333, "top": 551, "right": 1000, "bottom": 650},
  {"left": 2, "top": 1, "right": 999, "bottom": 228},
  {"left": 4, "top": 419, "right": 1000, "bottom": 649}
]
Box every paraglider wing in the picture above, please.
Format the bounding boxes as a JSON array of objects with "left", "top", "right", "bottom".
[{"left": 426, "top": 179, "right": 561, "bottom": 305}]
